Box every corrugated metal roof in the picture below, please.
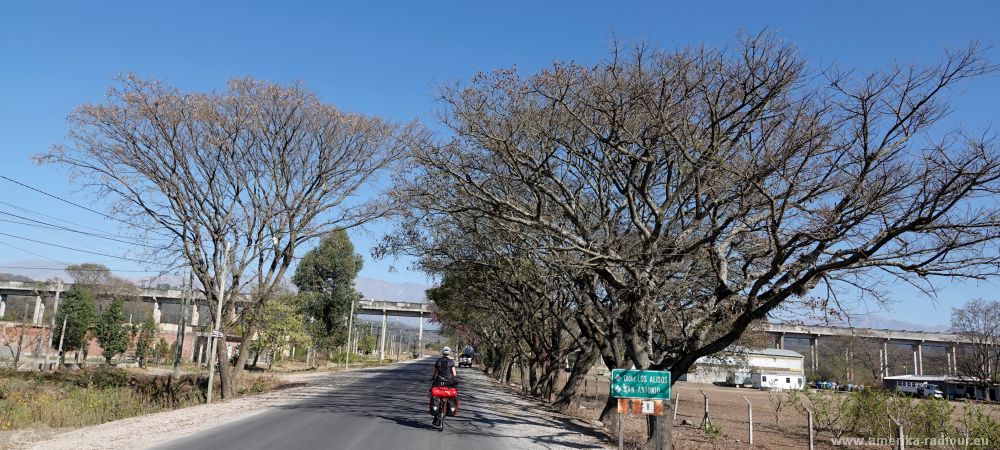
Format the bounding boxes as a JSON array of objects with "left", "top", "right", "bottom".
[
  {"left": 744, "top": 347, "right": 804, "bottom": 358},
  {"left": 883, "top": 374, "right": 958, "bottom": 382}
]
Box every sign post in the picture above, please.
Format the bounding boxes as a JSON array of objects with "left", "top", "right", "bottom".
[{"left": 610, "top": 369, "right": 671, "bottom": 450}]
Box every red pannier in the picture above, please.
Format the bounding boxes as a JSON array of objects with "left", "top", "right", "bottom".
[
  {"left": 429, "top": 387, "right": 460, "bottom": 416},
  {"left": 431, "top": 387, "right": 457, "bottom": 398}
]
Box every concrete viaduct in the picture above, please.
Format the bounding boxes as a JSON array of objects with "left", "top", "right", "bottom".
[
  {"left": 764, "top": 323, "right": 979, "bottom": 380},
  {"left": 0, "top": 280, "right": 433, "bottom": 362}
]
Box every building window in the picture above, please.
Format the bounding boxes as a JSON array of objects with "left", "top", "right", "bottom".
[
  {"left": 786, "top": 377, "right": 791, "bottom": 383},
  {"left": 762, "top": 376, "right": 767, "bottom": 382}
]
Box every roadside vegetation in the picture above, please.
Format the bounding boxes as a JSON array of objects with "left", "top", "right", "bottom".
[{"left": 0, "top": 367, "right": 203, "bottom": 431}]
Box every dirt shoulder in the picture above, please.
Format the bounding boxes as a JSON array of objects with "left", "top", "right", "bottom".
[{"left": 15, "top": 362, "right": 417, "bottom": 450}]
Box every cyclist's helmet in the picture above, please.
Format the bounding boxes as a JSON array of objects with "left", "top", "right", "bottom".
[{"left": 442, "top": 346, "right": 451, "bottom": 356}]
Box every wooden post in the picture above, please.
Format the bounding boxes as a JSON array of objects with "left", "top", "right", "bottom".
[
  {"left": 890, "top": 415, "right": 904, "bottom": 450},
  {"left": 673, "top": 389, "right": 680, "bottom": 422},
  {"left": 345, "top": 298, "right": 355, "bottom": 369},
  {"left": 43, "top": 280, "right": 63, "bottom": 370},
  {"left": 618, "top": 412, "right": 623, "bottom": 450},
  {"left": 742, "top": 396, "right": 753, "bottom": 445},
  {"left": 806, "top": 407, "right": 814, "bottom": 450},
  {"left": 699, "top": 389, "right": 711, "bottom": 427},
  {"left": 56, "top": 314, "right": 68, "bottom": 369}
]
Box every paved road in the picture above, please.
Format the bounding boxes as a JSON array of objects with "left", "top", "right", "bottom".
[{"left": 154, "top": 359, "right": 606, "bottom": 450}]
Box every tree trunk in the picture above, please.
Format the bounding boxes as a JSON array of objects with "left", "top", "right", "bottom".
[
  {"left": 529, "top": 360, "right": 540, "bottom": 396},
  {"left": 553, "top": 345, "right": 599, "bottom": 412},
  {"left": 642, "top": 406, "right": 673, "bottom": 450},
  {"left": 519, "top": 362, "right": 529, "bottom": 394},
  {"left": 216, "top": 340, "right": 235, "bottom": 399},
  {"left": 252, "top": 351, "right": 260, "bottom": 368}
]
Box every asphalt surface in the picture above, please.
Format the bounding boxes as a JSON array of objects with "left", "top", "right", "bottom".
[{"left": 153, "top": 359, "right": 606, "bottom": 450}]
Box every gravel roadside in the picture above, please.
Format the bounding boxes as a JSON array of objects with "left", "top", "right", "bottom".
[{"left": 15, "top": 362, "right": 416, "bottom": 450}]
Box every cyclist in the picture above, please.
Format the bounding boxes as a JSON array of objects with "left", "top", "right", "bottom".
[
  {"left": 430, "top": 347, "right": 459, "bottom": 427},
  {"left": 431, "top": 346, "right": 458, "bottom": 387}
]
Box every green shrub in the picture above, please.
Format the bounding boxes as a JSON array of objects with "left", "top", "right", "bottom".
[
  {"left": 701, "top": 421, "right": 722, "bottom": 441},
  {"left": 77, "top": 366, "right": 132, "bottom": 389},
  {"left": 959, "top": 403, "right": 1000, "bottom": 450},
  {"left": 906, "top": 397, "right": 954, "bottom": 440},
  {"left": 237, "top": 375, "right": 274, "bottom": 396}
]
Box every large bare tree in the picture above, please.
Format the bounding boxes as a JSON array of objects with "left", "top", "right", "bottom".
[
  {"left": 39, "top": 76, "right": 414, "bottom": 398},
  {"left": 952, "top": 298, "right": 1000, "bottom": 400},
  {"left": 394, "top": 33, "right": 1000, "bottom": 448}
]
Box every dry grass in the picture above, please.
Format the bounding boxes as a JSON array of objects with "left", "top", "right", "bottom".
[{"left": 563, "top": 376, "right": 1000, "bottom": 449}]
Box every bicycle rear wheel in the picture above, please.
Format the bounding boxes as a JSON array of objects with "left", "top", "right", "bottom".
[{"left": 436, "top": 398, "right": 446, "bottom": 431}]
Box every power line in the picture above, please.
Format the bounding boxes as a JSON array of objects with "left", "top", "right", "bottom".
[
  {"left": 1, "top": 175, "right": 112, "bottom": 220},
  {"left": 0, "top": 211, "right": 160, "bottom": 248},
  {"left": 0, "top": 175, "right": 171, "bottom": 238},
  {"left": 0, "top": 231, "right": 166, "bottom": 265},
  {"left": 0, "top": 200, "right": 118, "bottom": 237},
  {"left": 0, "top": 265, "right": 163, "bottom": 273},
  {"left": 0, "top": 240, "right": 70, "bottom": 266}
]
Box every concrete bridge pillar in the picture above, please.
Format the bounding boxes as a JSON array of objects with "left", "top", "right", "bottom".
[
  {"left": 418, "top": 312, "right": 424, "bottom": 357},
  {"left": 810, "top": 337, "right": 819, "bottom": 372},
  {"left": 32, "top": 294, "right": 43, "bottom": 325},
  {"left": 882, "top": 340, "right": 890, "bottom": 378},
  {"left": 950, "top": 344, "right": 958, "bottom": 375},
  {"left": 0, "top": 294, "right": 6, "bottom": 319},
  {"left": 378, "top": 310, "right": 387, "bottom": 361},
  {"left": 946, "top": 345, "right": 954, "bottom": 376},
  {"left": 917, "top": 343, "right": 924, "bottom": 375},
  {"left": 878, "top": 347, "right": 885, "bottom": 381},
  {"left": 152, "top": 300, "right": 161, "bottom": 324}
]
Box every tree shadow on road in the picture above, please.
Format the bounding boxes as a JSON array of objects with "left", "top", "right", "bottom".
[{"left": 274, "top": 359, "right": 608, "bottom": 449}]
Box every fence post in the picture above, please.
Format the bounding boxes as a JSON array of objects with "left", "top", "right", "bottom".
[
  {"left": 806, "top": 407, "right": 814, "bottom": 450},
  {"left": 890, "top": 415, "right": 904, "bottom": 450},
  {"left": 699, "top": 389, "right": 711, "bottom": 427},
  {"left": 742, "top": 395, "right": 753, "bottom": 445},
  {"left": 618, "top": 412, "right": 624, "bottom": 450},
  {"left": 673, "top": 389, "right": 680, "bottom": 422}
]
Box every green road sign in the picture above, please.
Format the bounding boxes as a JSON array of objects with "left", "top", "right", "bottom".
[{"left": 610, "top": 369, "right": 671, "bottom": 400}]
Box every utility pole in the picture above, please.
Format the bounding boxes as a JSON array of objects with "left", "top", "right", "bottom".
[
  {"left": 56, "top": 314, "right": 68, "bottom": 369},
  {"left": 43, "top": 280, "right": 63, "bottom": 370},
  {"left": 345, "top": 298, "right": 355, "bottom": 370},
  {"left": 172, "top": 270, "right": 191, "bottom": 381},
  {"left": 207, "top": 242, "right": 231, "bottom": 404}
]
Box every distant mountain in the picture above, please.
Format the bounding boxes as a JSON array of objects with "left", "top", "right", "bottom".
[
  {"left": 774, "top": 311, "right": 951, "bottom": 333},
  {"left": 0, "top": 260, "right": 432, "bottom": 301},
  {"left": 835, "top": 314, "right": 951, "bottom": 333},
  {"left": 0, "top": 259, "right": 66, "bottom": 281},
  {"left": 355, "top": 276, "right": 429, "bottom": 303}
]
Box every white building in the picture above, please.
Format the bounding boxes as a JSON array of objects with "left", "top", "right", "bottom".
[{"left": 681, "top": 347, "right": 805, "bottom": 390}]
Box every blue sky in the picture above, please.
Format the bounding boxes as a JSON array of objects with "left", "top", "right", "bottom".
[{"left": 1, "top": 1, "right": 998, "bottom": 326}]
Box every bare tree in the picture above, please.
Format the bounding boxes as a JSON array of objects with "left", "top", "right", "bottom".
[
  {"left": 951, "top": 298, "right": 1000, "bottom": 400},
  {"left": 1, "top": 303, "right": 42, "bottom": 369},
  {"left": 393, "top": 33, "right": 1000, "bottom": 448},
  {"left": 38, "top": 76, "right": 414, "bottom": 399}
]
